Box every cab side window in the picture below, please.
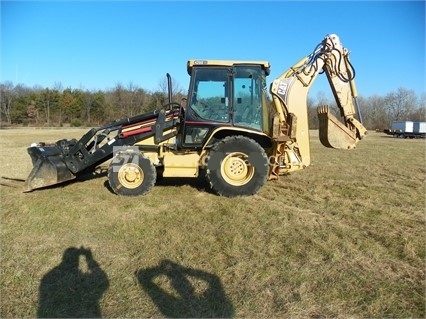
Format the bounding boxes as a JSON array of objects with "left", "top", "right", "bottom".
[{"left": 233, "top": 67, "right": 262, "bottom": 130}]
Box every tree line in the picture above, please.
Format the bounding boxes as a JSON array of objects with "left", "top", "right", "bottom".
[
  {"left": 0, "top": 80, "right": 186, "bottom": 128},
  {"left": 1, "top": 81, "right": 424, "bottom": 130}
]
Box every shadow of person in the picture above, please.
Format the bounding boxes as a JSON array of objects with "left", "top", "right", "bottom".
[
  {"left": 37, "top": 246, "right": 109, "bottom": 318},
  {"left": 135, "top": 259, "right": 235, "bottom": 318}
]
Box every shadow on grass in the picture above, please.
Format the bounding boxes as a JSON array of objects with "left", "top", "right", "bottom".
[
  {"left": 103, "top": 169, "right": 215, "bottom": 195},
  {"left": 135, "top": 259, "right": 234, "bottom": 318},
  {"left": 155, "top": 172, "right": 213, "bottom": 193},
  {"left": 20, "top": 164, "right": 213, "bottom": 195},
  {"left": 3, "top": 166, "right": 109, "bottom": 193},
  {"left": 37, "top": 246, "right": 109, "bottom": 318}
]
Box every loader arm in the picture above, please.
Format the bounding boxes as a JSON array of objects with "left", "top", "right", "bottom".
[
  {"left": 268, "top": 33, "right": 367, "bottom": 179},
  {"left": 24, "top": 104, "right": 181, "bottom": 192}
]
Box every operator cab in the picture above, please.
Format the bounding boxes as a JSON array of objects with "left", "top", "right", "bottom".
[{"left": 182, "top": 60, "right": 270, "bottom": 146}]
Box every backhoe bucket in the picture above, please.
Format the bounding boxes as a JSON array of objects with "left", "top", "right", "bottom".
[
  {"left": 24, "top": 146, "right": 76, "bottom": 192},
  {"left": 317, "top": 106, "right": 358, "bottom": 149}
]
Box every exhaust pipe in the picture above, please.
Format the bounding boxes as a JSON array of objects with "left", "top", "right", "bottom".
[{"left": 166, "top": 73, "right": 173, "bottom": 105}]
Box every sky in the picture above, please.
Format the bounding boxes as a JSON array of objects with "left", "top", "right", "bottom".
[{"left": 1, "top": 0, "right": 425, "bottom": 100}]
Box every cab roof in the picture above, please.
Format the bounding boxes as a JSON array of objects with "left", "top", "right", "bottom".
[{"left": 187, "top": 59, "right": 271, "bottom": 76}]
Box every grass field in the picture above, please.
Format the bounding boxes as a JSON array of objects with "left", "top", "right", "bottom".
[{"left": 1, "top": 128, "right": 425, "bottom": 318}]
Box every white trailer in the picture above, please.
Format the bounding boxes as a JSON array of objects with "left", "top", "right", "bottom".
[
  {"left": 413, "top": 122, "right": 426, "bottom": 134},
  {"left": 391, "top": 121, "right": 413, "bottom": 133},
  {"left": 385, "top": 121, "right": 426, "bottom": 138}
]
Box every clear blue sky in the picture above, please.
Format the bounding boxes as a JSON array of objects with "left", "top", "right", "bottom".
[{"left": 1, "top": 1, "right": 425, "bottom": 99}]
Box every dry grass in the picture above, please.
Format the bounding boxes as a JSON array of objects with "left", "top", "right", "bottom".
[{"left": 1, "top": 128, "right": 425, "bottom": 318}]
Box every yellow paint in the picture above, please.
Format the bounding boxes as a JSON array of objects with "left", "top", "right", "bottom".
[{"left": 162, "top": 153, "right": 200, "bottom": 177}]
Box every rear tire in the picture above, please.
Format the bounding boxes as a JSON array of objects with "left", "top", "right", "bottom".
[
  {"left": 108, "top": 151, "right": 156, "bottom": 196},
  {"left": 206, "top": 135, "right": 268, "bottom": 197}
]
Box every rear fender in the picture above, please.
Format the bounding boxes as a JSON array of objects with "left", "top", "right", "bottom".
[{"left": 203, "top": 127, "right": 272, "bottom": 150}]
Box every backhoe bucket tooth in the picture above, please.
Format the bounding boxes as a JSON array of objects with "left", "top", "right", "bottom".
[
  {"left": 317, "top": 106, "right": 358, "bottom": 149},
  {"left": 24, "top": 146, "right": 76, "bottom": 192}
]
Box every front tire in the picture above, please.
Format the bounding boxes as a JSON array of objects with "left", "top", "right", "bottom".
[
  {"left": 206, "top": 135, "right": 268, "bottom": 197},
  {"left": 108, "top": 151, "right": 156, "bottom": 196}
]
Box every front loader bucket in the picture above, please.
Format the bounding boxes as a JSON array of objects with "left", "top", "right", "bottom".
[
  {"left": 317, "top": 106, "right": 358, "bottom": 149},
  {"left": 24, "top": 146, "right": 76, "bottom": 192}
]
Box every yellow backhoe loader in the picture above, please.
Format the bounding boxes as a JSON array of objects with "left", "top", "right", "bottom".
[{"left": 24, "top": 34, "right": 367, "bottom": 197}]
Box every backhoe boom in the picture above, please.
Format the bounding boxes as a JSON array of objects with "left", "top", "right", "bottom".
[{"left": 268, "top": 33, "right": 367, "bottom": 179}]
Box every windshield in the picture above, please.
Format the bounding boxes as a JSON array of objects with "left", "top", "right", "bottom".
[
  {"left": 188, "top": 65, "right": 265, "bottom": 130},
  {"left": 189, "top": 68, "right": 229, "bottom": 122}
]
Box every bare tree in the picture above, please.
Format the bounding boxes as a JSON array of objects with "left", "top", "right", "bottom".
[
  {"left": 385, "top": 87, "right": 417, "bottom": 121},
  {"left": 110, "top": 83, "right": 126, "bottom": 119},
  {"left": 54, "top": 82, "right": 64, "bottom": 124},
  {"left": 126, "top": 82, "right": 146, "bottom": 117},
  {"left": 359, "top": 95, "right": 388, "bottom": 130},
  {"left": 82, "top": 90, "right": 94, "bottom": 124},
  {"left": 0, "top": 82, "right": 14, "bottom": 124},
  {"left": 307, "top": 96, "right": 319, "bottom": 129},
  {"left": 27, "top": 100, "right": 39, "bottom": 125},
  {"left": 158, "top": 75, "right": 186, "bottom": 103}
]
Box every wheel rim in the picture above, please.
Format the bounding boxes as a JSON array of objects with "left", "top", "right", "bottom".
[
  {"left": 118, "top": 163, "right": 144, "bottom": 189},
  {"left": 220, "top": 152, "right": 254, "bottom": 186}
]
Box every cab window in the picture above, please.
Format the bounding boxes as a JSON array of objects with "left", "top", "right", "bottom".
[
  {"left": 189, "top": 68, "right": 229, "bottom": 123},
  {"left": 233, "top": 66, "right": 263, "bottom": 130}
]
